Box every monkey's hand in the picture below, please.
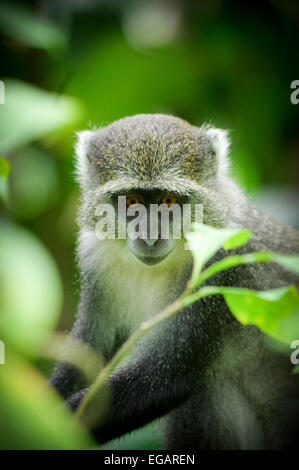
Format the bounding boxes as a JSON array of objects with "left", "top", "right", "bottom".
[
  {"left": 64, "top": 304, "right": 215, "bottom": 445},
  {"left": 67, "top": 388, "right": 89, "bottom": 411}
]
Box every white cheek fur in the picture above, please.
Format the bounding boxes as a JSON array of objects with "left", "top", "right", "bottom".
[
  {"left": 78, "top": 229, "right": 191, "bottom": 337},
  {"left": 74, "top": 130, "right": 94, "bottom": 189}
]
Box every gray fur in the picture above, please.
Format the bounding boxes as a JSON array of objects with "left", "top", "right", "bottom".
[{"left": 51, "top": 114, "right": 299, "bottom": 449}]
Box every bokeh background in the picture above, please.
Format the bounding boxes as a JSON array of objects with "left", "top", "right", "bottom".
[{"left": 0, "top": 0, "right": 298, "bottom": 449}]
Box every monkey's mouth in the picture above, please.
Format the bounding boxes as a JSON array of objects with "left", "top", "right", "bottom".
[{"left": 133, "top": 252, "right": 169, "bottom": 266}]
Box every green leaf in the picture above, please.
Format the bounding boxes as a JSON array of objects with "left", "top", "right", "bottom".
[
  {"left": 0, "top": 157, "right": 10, "bottom": 203},
  {"left": 0, "top": 157, "right": 10, "bottom": 179},
  {"left": 192, "top": 251, "right": 272, "bottom": 289},
  {"left": 0, "top": 2, "right": 67, "bottom": 54},
  {"left": 8, "top": 147, "right": 59, "bottom": 219},
  {"left": 221, "top": 286, "right": 299, "bottom": 344},
  {"left": 222, "top": 230, "right": 251, "bottom": 249},
  {"left": 183, "top": 284, "right": 299, "bottom": 344},
  {"left": 0, "top": 79, "right": 84, "bottom": 154},
  {"left": 186, "top": 224, "right": 251, "bottom": 280},
  {"left": 0, "top": 222, "right": 63, "bottom": 356},
  {"left": 187, "top": 225, "right": 299, "bottom": 290},
  {"left": 0, "top": 353, "right": 93, "bottom": 449}
]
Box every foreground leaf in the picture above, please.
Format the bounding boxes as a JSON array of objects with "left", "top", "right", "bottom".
[
  {"left": 0, "top": 157, "right": 10, "bottom": 178},
  {"left": 183, "top": 285, "right": 299, "bottom": 344},
  {"left": 0, "top": 353, "right": 93, "bottom": 449},
  {"left": 0, "top": 80, "right": 84, "bottom": 154},
  {"left": 222, "top": 286, "right": 299, "bottom": 344},
  {"left": 0, "top": 2, "right": 66, "bottom": 54},
  {"left": 0, "top": 222, "right": 63, "bottom": 355},
  {"left": 186, "top": 224, "right": 251, "bottom": 281},
  {"left": 0, "top": 157, "right": 10, "bottom": 203}
]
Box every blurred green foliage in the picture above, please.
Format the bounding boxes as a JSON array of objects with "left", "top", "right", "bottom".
[
  {"left": 0, "top": 1, "right": 67, "bottom": 54},
  {"left": 0, "top": 222, "right": 63, "bottom": 355},
  {"left": 0, "top": 157, "right": 10, "bottom": 204},
  {"left": 0, "top": 79, "right": 83, "bottom": 154},
  {"left": 0, "top": 0, "right": 298, "bottom": 450},
  {"left": 0, "top": 353, "right": 94, "bottom": 450}
]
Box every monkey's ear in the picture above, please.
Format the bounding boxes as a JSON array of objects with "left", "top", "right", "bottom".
[
  {"left": 75, "top": 130, "right": 94, "bottom": 188},
  {"left": 205, "top": 127, "right": 230, "bottom": 176}
]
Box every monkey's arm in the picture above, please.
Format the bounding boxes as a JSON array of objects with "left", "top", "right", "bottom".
[
  {"left": 66, "top": 300, "right": 222, "bottom": 444},
  {"left": 50, "top": 362, "right": 88, "bottom": 400}
]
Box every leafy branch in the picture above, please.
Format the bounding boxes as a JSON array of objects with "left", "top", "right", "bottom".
[{"left": 76, "top": 224, "right": 299, "bottom": 425}]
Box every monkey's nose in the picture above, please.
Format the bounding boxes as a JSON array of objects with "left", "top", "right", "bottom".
[{"left": 143, "top": 238, "right": 158, "bottom": 247}]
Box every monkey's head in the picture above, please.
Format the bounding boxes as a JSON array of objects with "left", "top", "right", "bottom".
[{"left": 75, "top": 114, "right": 231, "bottom": 267}]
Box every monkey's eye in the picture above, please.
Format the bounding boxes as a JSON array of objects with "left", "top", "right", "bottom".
[
  {"left": 160, "top": 195, "right": 178, "bottom": 207},
  {"left": 126, "top": 196, "right": 142, "bottom": 207}
]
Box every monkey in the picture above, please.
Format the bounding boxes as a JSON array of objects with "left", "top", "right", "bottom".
[{"left": 50, "top": 114, "right": 299, "bottom": 450}]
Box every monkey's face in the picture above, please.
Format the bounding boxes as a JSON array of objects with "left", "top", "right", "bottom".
[
  {"left": 76, "top": 114, "right": 232, "bottom": 259},
  {"left": 114, "top": 191, "right": 186, "bottom": 266}
]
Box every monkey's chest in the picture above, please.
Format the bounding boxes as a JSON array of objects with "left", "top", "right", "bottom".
[
  {"left": 112, "top": 275, "right": 170, "bottom": 332},
  {"left": 96, "top": 281, "right": 161, "bottom": 359}
]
